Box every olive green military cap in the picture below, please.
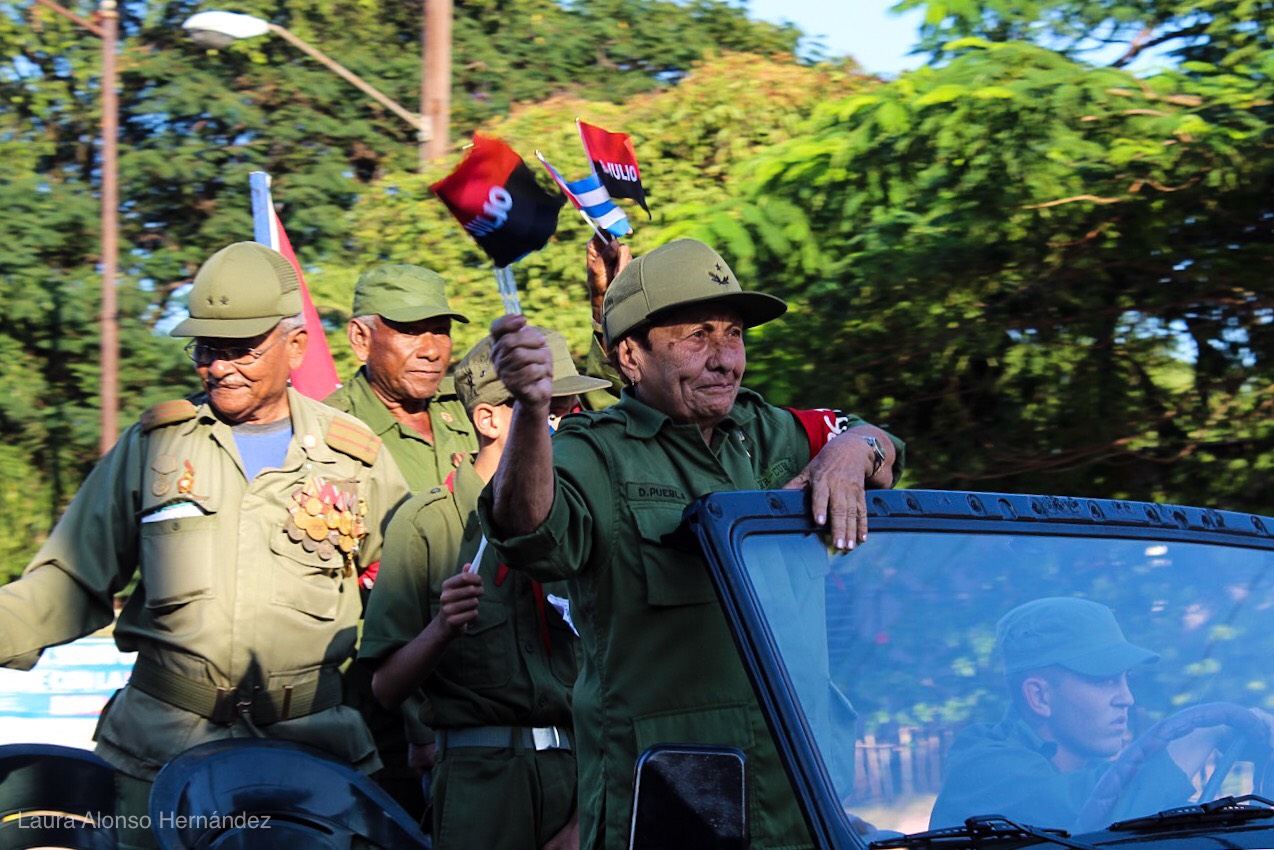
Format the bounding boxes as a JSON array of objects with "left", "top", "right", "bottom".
[
  {"left": 997, "top": 597, "right": 1158, "bottom": 678},
  {"left": 602, "top": 239, "right": 787, "bottom": 347},
  {"left": 352, "top": 264, "right": 470, "bottom": 324},
  {"left": 170, "top": 242, "right": 303, "bottom": 338},
  {"left": 455, "top": 328, "right": 611, "bottom": 412}
]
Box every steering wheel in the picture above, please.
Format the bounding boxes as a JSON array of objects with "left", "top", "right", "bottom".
[{"left": 1071, "top": 702, "right": 1271, "bottom": 835}]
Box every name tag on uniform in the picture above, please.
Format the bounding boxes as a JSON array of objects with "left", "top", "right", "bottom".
[{"left": 141, "top": 502, "right": 208, "bottom": 523}]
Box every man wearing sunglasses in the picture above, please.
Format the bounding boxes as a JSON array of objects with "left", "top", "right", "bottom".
[{"left": 0, "top": 242, "right": 410, "bottom": 849}]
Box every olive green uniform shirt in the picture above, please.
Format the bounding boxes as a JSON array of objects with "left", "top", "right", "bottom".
[
  {"left": 0, "top": 389, "right": 410, "bottom": 780},
  {"left": 480, "top": 387, "right": 903, "bottom": 850},
  {"left": 325, "top": 367, "right": 476, "bottom": 493},
  {"left": 361, "top": 459, "right": 578, "bottom": 849}
]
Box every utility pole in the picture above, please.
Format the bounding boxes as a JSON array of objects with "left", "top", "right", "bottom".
[
  {"left": 99, "top": 0, "right": 119, "bottom": 453},
  {"left": 422, "top": 0, "right": 451, "bottom": 164},
  {"left": 30, "top": 0, "right": 120, "bottom": 454}
]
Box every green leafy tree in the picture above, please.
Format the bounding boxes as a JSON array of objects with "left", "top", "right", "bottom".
[{"left": 688, "top": 34, "right": 1273, "bottom": 507}]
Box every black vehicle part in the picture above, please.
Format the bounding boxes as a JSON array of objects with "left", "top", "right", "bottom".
[
  {"left": 148, "top": 738, "right": 428, "bottom": 850},
  {"left": 870, "top": 814, "right": 1099, "bottom": 850},
  {"left": 1108, "top": 794, "right": 1274, "bottom": 831},
  {"left": 1072, "top": 702, "right": 1270, "bottom": 834},
  {"left": 628, "top": 745, "right": 747, "bottom": 850},
  {"left": 0, "top": 743, "right": 117, "bottom": 850}
]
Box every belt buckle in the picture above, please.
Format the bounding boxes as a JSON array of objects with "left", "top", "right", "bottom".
[{"left": 531, "top": 726, "right": 561, "bottom": 751}]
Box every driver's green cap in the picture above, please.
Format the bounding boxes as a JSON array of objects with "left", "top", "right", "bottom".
[
  {"left": 352, "top": 264, "right": 470, "bottom": 324},
  {"left": 602, "top": 239, "right": 787, "bottom": 347},
  {"left": 170, "top": 242, "right": 303, "bottom": 338},
  {"left": 997, "top": 597, "right": 1159, "bottom": 677}
]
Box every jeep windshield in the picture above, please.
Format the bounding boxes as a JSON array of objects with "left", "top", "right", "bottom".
[{"left": 688, "top": 490, "right": 1274, "bottom": 848}]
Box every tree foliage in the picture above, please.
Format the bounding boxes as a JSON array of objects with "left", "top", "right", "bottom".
[{"left": 688, "top": 34, "right": 1274, "bottom": 508}]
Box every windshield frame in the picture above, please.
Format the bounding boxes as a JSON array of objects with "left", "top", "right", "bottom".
[{"left": 685, "top": 488, "right": 1274, "bottom": 849}]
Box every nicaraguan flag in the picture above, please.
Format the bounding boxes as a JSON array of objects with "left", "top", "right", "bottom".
[
  {"left": 249, "top": 171, "right": 341, "bottom": 399},
  {"left": 431, "top": 135, "right": 565, "bottom": 268},
  {"left": 536, "top": 151, "right": 632, "bottom": 239}
]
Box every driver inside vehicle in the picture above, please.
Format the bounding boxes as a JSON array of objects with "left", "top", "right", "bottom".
[{"left": 929, "top": 597, "right": 1274, "bottom": 831}]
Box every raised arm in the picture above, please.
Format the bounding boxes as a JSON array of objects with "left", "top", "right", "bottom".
[{"left": 487, "top": 315, "right": 556, "bottom": 538}]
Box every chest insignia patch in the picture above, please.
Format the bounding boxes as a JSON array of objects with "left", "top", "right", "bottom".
[{"left": 285, "top": 476, "right": 368, "bottom": 572}]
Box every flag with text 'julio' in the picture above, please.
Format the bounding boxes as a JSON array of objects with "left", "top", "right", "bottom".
[
  {"left": 536, "top": 151, "right": 632, "bottom": 239},
  {"left": 431, "top": 135, "right": 565, "bottom": 268},
  {"left": 577, "top": 120, "right": 649, "bottom": 218},
  {"left": 249, "top": 171, "right": 341, "bottom": 400}
]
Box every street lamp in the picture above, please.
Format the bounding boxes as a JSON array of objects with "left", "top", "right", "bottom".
[
  {"left": 182, "top": 9, "right": 448, "bottom": 169},
  {"left": 31, "top": 0, "right": 119, "bottom": 455}
]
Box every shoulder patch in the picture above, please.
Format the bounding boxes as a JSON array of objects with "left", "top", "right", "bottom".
[
  {"left": 140, "top": 399, "right": 197, "bottom": 433},
  {"left": 325, "top": 416, "right": 383, "bottom": 465}
]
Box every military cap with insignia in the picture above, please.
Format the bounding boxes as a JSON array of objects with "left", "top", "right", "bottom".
[
  {"left": 601, "top": 239, "right": 787, "bottom": 347},
  {"left": 170, "top": 242, "right": 303, "bottom": 338}
]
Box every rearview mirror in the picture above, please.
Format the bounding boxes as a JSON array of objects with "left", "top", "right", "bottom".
[{"left": 628, "top": 745, "right": 748, "bottom": 850}]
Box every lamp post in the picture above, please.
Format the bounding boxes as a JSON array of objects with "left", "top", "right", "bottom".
[
  {"left": 31, "top": 0, "right": 119, "bottom": 455},
  {"left": 182, "top": 10, "right": 441, "bottom": 169}
]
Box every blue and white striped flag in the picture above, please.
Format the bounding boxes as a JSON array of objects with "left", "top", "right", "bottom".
[{"left": 536, "top": 151, "right": 632, "bottom": 239}]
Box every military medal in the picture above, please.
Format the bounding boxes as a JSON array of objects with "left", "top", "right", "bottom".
[
  {"left": 177, "top": 460, "right": 196, "bottom": 494},
  {"left": 150, "top": 454, "right": 178, "bottom": 497},
  {"left": 285, "top": 476, "right": 368, "bottom": 571}
]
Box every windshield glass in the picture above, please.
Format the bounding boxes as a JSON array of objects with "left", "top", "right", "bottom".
[{"left": 738, "top": 527, "right": 1274, "bottom": 837}]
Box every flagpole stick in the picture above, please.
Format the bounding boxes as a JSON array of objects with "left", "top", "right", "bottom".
[{"left": 494, "top": 265, "right": 523, "bottom": 315}]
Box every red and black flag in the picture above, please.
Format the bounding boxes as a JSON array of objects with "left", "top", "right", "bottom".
[
  {"left": 578, "top": 120, "right": 650, "bottom": 218},
  {"left": 431, "top": 134, "right": 565, "bottom": 268}
]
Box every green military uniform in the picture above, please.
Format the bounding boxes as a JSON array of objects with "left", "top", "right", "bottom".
[
  {"left": 479, "top": 387, "right": 902, "bottom": 850},
  {"left": 929, "top": 708, "right": 1193, "bottom": 829},
  {"left": 325, "top": 368, "right": 476, "bottom": 493},
  {"left": 361, "top": 459, "right": 578, "bottom": 850},
  {"left": 0, "top": 387, "right": 409, "bottom": 778}
]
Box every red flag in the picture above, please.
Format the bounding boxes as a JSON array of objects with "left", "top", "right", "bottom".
[
  {"left": 431, "top": 135, "right": 565, "bottom": 268},
  {"left": 249, "top": 172, "right": 341, "bottom": 399},
  {"left": 578, "top": 120, "right": 650, "bottom": 217}
]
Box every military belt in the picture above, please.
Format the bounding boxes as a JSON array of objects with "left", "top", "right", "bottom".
[
  {"left": 435, "top": 725, "right": 572, "bottom": 756},
  {"left": 129, "top": 658, "right": 342, "bottom": 726}
]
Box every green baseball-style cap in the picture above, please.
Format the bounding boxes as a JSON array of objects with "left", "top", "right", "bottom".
[
  {"left": 352, "top": 264, "right": 470, "bottom": 324},
  {"left": 602, "top": 239, "right": 787, "bottom": 347},
  {"left": 170, "top": 242, "right": 303, "bottom": 338},
  {"left": 997, "top": 597, "right": 1159, "bottom": 678},
  {"left": 454, "top": 327, "right": 611, "bottom": 412}
]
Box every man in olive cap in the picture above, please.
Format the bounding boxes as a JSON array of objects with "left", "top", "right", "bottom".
[
  {"left": 481, "top": 238, "right": 904, "bottom": 850},
  {"left": 325, "top": 264, "right": 475, "bottom": 494},
  {"left": 930, "top": 597, "right": 1227, "bottom": 829},
  {"left": 0, "top": 242, "right": 410, "bottom": 849},
  {"left": 360, "top": 329, "right": 609, "bottom": 850},
  {"left": 323, "top": 263, "right": 476, "bottom": 820}
]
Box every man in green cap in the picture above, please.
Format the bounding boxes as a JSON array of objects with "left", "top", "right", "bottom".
[
  {"left": 479, "top": 238, "right": 905, "bottom": 850},
  {"left": 0, "top": 242, "right": 410, "bottom": 849},
  {"left": 360, "top": 328, "right": 609, "bottom": 850},
  {"left": 323, "top": 263, "right": 477, "bottom": 820},
  {"left": 930, "top": 596, "right": 1269, "bottom": 830},
  {"left": 325, "top": 264, "right": 475, "bottom": 494}
]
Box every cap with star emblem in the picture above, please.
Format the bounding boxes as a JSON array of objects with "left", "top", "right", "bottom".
[
  {"left": 454, "top": 327, "right": 611, "bottom": 412},
  {"left": 170, "top": 242, "right": 303, "bottom": 338},
  {"left": 601, "top": 239, "right": 787, "bottom": 347}
]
